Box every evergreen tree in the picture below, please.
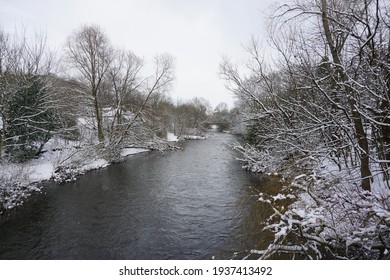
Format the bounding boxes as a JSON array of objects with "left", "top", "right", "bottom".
[{"left": 5, "top": 75, "right": 59, "bottom": 162}]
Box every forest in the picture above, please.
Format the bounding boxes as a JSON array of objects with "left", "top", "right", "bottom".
[{"left": 1, "top": 0, "right": 390, "bottom": 260}]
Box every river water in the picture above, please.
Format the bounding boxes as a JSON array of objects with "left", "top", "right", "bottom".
[{"left": 0, "top": 131, "right": 268, "bottom": 259}]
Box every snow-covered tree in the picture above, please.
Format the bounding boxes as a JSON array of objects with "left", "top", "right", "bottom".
[
  {"left": 221, "top": 0, "right": 390, "bottom": 259},
  {"left": 0, "top": 28, "right": 60, "bottom": 162},
  {"left": 4, "top": 75, "right": 60, "bottom": 162},
  {"left": 106, "top": 49, "right": 143, "bottom": 136},
  {"left": 65, "top": 25, "right": 113, "bottom": 144},
  {"left": 109, "top": 53, "right": 175, "bottom": 148}
]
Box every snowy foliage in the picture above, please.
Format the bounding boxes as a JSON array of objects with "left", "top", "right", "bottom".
[
  {"left": 0, "top": 165, "right": 40, "bottom": 211},
  {"left": 247, "top": 164, "right": 390, "bottom": 259},
  {"left": 234, "top": 144, "right": 279, "bottom": 173},
  {"left": 221, "top": 0, "right": 390, "bottom": 259}
]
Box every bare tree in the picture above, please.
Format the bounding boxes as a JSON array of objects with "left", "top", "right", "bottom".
[
  {"left": 190, "top": 97, "right": 211, "bottom": 127},
  {"left": 112, "top": 53, "right": 175, "bottom": 147},
  {"left": 319, "top": 0, "right": 372, "bottom": 191},
  {"left": 107, "top": 49, "right": 143, "bottom": 137},
  {"left": 252, "top": 0, "right": 390, "bottom": 191},
  {"left": 65, "top": 25, "right": 113, "bottom": 143}
]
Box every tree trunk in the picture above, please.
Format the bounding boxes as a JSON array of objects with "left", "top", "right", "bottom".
[
  {"left": 321, "top": 0, "right": 371, "bottom": 191},
  {"left": 93, "top": 91, "right": 104, "bottom": 143},
  {"left": 379, "top": 36, "right": 390, "bottom": 181}
]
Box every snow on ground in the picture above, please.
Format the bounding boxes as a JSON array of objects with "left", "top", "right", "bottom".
[
  {"left": 180, "top": 135, "right": 206, "bottom": 140},
  {"left": 120, "top": 147, "right": 150, "bottom": 157},
  {"left": 166, "top": 131, "right": 206, "bottom": 141},
  {"left": 28, "top": 160, "right": 55, "bottom": 182},
  {"left": 166, "top": 132, "right": 179, "bottom": 142},
  {"left": 319, "top": 157, "right": 390, "bottom": 196},
  {"left": 79, "top": 159, "right": 109, "bottom": 172}
]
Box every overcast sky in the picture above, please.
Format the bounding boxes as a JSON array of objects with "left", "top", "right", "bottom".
[{"left": 0, "top": 0, "right": 276, "bottom": 108}]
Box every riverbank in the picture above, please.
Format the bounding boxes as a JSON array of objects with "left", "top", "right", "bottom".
[
  {"left": 0, "top": 139, "right": 151, "bottom": 215},
  {"left": 236, "top": 145, "right": 390, "bottom": 259}
]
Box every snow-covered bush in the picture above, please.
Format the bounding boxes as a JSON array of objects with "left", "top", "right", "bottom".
[
  {"left": 0, "top": 165, "right": 41, "bottom": 212},
  {"left": 246, "top": 166, "right": 390, "bottom": 260},
  {"left": 234, "top": 144, "right": 280, "bottom": 173}
]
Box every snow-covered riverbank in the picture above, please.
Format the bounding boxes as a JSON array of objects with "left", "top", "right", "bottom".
[
  {"left": 237, "top": 145, "right": 390, "bottom": 259},
  {"left": 0, "top": 136, "right": 151, "bottom": 213}
]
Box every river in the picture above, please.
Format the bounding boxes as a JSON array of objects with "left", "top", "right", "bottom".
[{"left": 0, "top": 130, "right": 268, "bottom": 259}]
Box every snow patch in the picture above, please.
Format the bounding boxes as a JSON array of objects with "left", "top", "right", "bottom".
[
  {"left": 166, "top": 132, "right": 179, "bottom": 142},
  {"left": 120, "top": 148, "right": 150, "bottom": 157},
  {"left": 80, "top": 159, "right": 109, "bottom": 172},
  {"left": 180, "top": 135, "right": 206, "bottom": 140},
  {"left": 28, "top": 161, "right": 55, "bottom": 182}
]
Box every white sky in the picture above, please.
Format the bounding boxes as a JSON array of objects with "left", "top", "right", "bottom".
[{"left": 0, "top": 0, "right": 276, "bottom": 108}]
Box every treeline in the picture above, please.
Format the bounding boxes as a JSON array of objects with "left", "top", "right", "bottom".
[
  {"left": 222, "top": 0, "right": 390, "bottom": 259},
  {"left": 223, "top": 0, "right": 390, "bottom": 192},
  {"left": 0, "top": 24, "right": 230, "bottom": 163}
]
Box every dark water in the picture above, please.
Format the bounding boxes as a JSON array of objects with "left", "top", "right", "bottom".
[{"left": 0, "top": 131, "right": 266, "bottom": 259}]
